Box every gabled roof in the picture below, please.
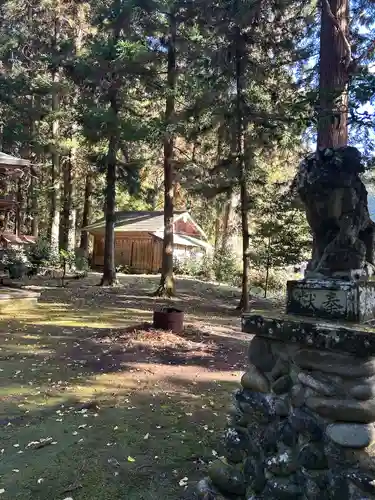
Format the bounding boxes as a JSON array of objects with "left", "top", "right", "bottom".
[
  {"left": 0, "top": 152, "right": 29, "bottom": 168},
  {"left": 83, "top": 210, "right": 208, "bottom": 241},
  {"left": 84, "top": 210, "right": 183, "bottom": 233},
  {"left": 0, "top": 232, "right": 36, "bottom": 245},
  {"left": 0, "top": 153, "right": 29, "bottom": 181}
]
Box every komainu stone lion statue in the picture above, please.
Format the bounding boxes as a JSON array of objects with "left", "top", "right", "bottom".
[{"left": 293, "top": 146, "right": 375, "bottom": 280}]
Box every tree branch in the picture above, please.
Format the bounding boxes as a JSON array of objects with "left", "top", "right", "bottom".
[
  {"left": 355, "top": 40, "right": 375, "bottom": 65},
  {"left": 322, "top": 0, "right": 351, "bottom": 69}
]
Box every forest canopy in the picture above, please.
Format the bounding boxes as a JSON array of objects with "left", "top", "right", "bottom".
[{"left": 0, "top": 0, "right": 373, "bottom": 301}]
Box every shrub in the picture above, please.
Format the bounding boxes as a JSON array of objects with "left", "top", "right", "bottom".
[
  {"left": 198, "top": 254, "right": 215, "bottom": 281},
  {"left": 173, "top": 255, "right": 201, "bottom": 276},
  {"left": 250, "top": 267, "right": 287, "bottom": 297},
  {"left": 213, "top": 249, "right": 240, "bottom": 286},
  {"left": 26, "top": 238, "right": 57, "bottom": 270},
  {"left": 59, "top": 249, "right": 75, "bottom": 270},
  {"left": 173, "top": 250, "right": 238, "bottom": 285},
  {"left": 74, "top": 249, "right": 89, "bottom": 272},
  {"left": 0, "top": 249, "right": 30, "bottom": 279}
]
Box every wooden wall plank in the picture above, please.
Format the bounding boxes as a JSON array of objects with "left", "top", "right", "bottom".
[{"left": 92, "top": 231, "right": 198, "bottom": 273}]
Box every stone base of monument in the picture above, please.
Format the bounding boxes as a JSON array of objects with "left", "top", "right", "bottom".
[
  {"left": 287, "top": 278, "right": 375, "bottom": 323},
  {"left": 197, "top": 313, "right": 375, "bottom": 500}
]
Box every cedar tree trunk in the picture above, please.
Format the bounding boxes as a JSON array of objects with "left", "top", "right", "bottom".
[
  {"left": 235, "top": 27, "right": 250, "bottom": 312},
  {"left": 100, "top": 94, "right": 118, "bottom": 286},
  {"left": 317, "top": 0, "right": 350, "bottom": 148},
  {"left": 62, "top": 155, "right": 76, "bottom": 252},
  {"left": 80, "top": 170, "right": 93, "bottom": 256},
  {"left": 30, "top": 163, "right": 39, "bottom": 238},
  {"left": 49, "top": 10, "right": 61, "bottom": 254},
  {"left": 156, "top": 12, "right": 177, "bottom": 297}
]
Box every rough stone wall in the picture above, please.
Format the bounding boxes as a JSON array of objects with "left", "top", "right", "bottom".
[{"left": 197, "top": 335, "right": 375, "bottom": 499}]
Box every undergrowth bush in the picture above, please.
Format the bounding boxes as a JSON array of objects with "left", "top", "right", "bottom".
[
  {"left": 74, "top": 249, "right": 89, "bottom": 272},
  {"left": 0, "top": 250, "right": 30, "bottom": 278},
  {"left": 213, "top": 249, "right": 239, "bottom": 285},
  {"left": 172, "top": 248, "right": 291, "bottom": 296},
  {"left": 250, "top": 267, "right": 288, "bottom": 296},
  {"left": 174, "top": 249, "right": 240, "bottom": 285},
  {"left": 173, "top": 256, "right": 201, "bottom": 276},
  {"left": 26, "top": 239, "right": 89, "bottom": 274},
  {"left": 26, "top": 237, "right": 57, "bottom": 271}
]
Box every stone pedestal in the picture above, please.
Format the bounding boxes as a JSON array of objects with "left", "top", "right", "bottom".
[
  {"left": 287, "top": 279, "right": 375, "bottom": 322},
  {"left": 197, "top": 314, "right": 375, "bottom": 500},
  {"left": 196, "top": 147, "right": 375, "bottom": 500}
]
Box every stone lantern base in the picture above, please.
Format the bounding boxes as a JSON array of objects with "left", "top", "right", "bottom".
[
  {"left": 287, "top": 278, "right": 375, "bottom": 323},
  {"left": 197, "top": 313, "right": 375, "bottom": 499}
]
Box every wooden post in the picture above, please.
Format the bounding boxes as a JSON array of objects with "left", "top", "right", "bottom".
[{"left": 130, "top": 241, "right": 134, "bottom": 269}]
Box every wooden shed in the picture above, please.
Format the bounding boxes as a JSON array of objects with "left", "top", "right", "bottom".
[{"left": 84, "top": 210, "right": 212, "bottom": 273}]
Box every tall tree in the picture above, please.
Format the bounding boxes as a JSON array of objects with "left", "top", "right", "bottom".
[
  {"left": 70, "top": 0, "right": 149, "bottom": 285},
  {"left": 49, "top": 0, "right": 62, "bottom": 254},
  {"left": 234, "top": 25, "right": 250, "bottom": 311},
  {"left": 156, "top": 10, "right": 177, "bottom": 297},
  {"left": 177, "top": 0, "right": 315, "bottom": 308}
]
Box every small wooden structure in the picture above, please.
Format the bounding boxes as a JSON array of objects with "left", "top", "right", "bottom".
[
  {"left": 0, "top": 154, "right": 40, "bottom": 310},
  {"left": 84, "top": 210, "right": 212, "bottom": 273},
  {"left": 0, "top": 152, "right": 30, "bottom": 234}
]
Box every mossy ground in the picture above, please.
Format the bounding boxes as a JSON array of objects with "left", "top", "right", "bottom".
[{"left": 0, "top": 274, "right": 254, "bottom": 499}]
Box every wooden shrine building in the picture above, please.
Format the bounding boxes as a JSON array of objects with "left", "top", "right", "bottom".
[{"left": 84, "top": 211, "right": 212, "bottom": 273}]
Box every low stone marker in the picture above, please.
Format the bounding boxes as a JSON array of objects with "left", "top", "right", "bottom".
[{"left": 197, "top": 147, "right": 375, "bottom": 500}]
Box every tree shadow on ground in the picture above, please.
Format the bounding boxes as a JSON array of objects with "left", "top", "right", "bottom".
[
  {"left": 0, "top": 276, "right": 256, "bottom": 498},
  {"left": 0, "top": 369, "right": 239, "bottom": 499},
  {"left": 0, "top": 297, "right": 247, "bottom": 421},
  {"left": 0, "top": 318, "right": 246, "bottom": 418}
]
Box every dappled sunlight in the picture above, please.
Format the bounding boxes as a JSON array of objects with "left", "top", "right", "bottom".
[
  {"left": 0, "top": 384, "right": 67, "bottom": 418},
  {"left": 0, "top": 385, "right": 32, "bottom": 398},
  {"left": 93, "top": 362, "right": 242, "bottom": 387},
  {"left": 0, "top": 343, "right": 54, "bottom": 356},
  {"left": 0, "top": 377, "right": 237, "bottom": 500},
  {"left": 21, "top": 334, "right": 42, "bottom": 341},
  {"left": 0, "top": 302, "right": 71, "bottom": 318},
  {"left": 0, "top": 301, "right": 151, "bottom": 330}
]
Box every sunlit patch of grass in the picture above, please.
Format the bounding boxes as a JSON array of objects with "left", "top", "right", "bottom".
[
  {"left": 0, "top": 344, "right": 54, "bottom": 356},
  {"left": 0, "top": 300, "right": 38, "bottom": 315},
  {"left": 0, "top": 385, "right": 35, "bottom": 397},
  {"left": 8, "top": 303, "right": 151, "bottom": 329}
]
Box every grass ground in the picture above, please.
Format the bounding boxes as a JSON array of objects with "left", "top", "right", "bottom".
[{"left": 0, "top": 274, "right": 268, "bottom": 499}]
